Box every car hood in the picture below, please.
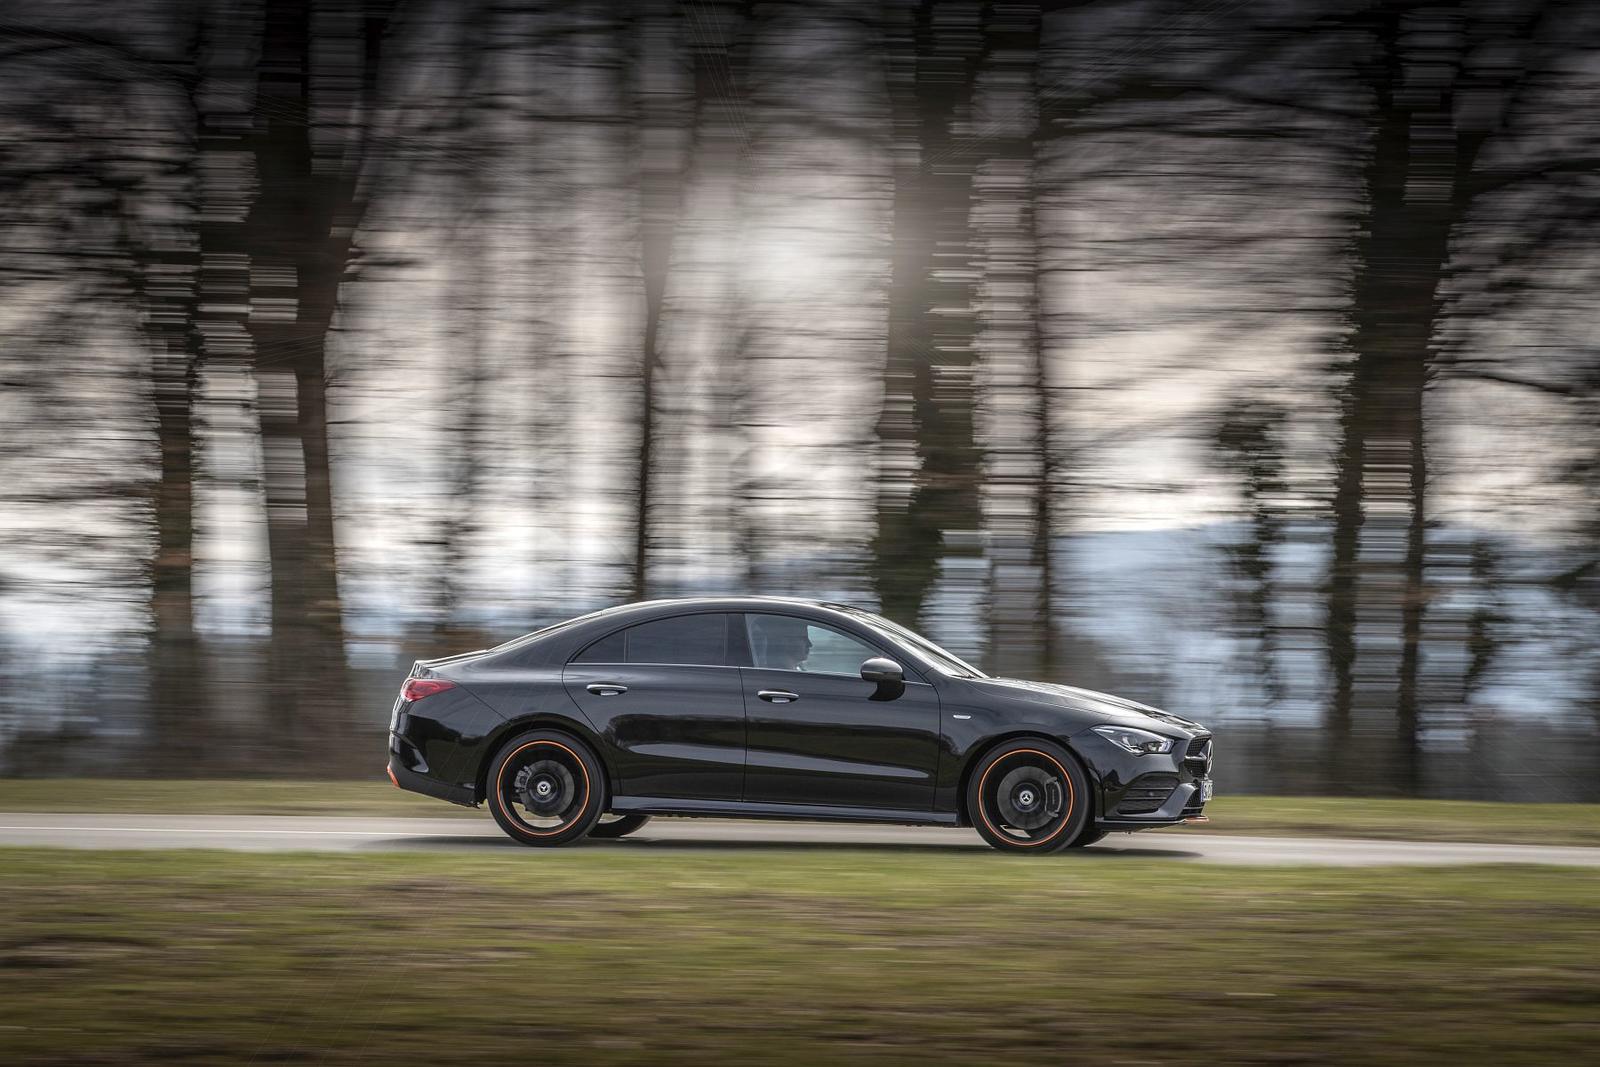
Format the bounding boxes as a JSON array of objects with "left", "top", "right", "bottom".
[{"left": 969, "top": 676, "right": 1207, "bottom": 734}]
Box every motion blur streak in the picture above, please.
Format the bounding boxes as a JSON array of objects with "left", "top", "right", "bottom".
[{"left": 0, "top": 0, "right": 1597, "bottom": 796}]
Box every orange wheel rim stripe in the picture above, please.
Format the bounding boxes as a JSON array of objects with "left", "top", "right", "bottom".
[
  {"left": 976, "top": 748, "right": 1076, "bottom": 847},
  {"left": 494, "top": 739, "right": 592, "bottom": 837}
]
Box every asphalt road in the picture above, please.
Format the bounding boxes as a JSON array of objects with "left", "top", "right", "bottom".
[{"left": 1, "top": 813, "right": 1598, "bottom": 865}]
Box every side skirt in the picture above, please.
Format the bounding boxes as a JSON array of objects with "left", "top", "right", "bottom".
[{"left": 610, "top": 796, "right": 960, "bottom": 827}]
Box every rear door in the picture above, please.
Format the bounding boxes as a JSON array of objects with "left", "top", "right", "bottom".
[
  {"left": 562, "top": 612, "right": 745, "bottom": 801},
  {"left": 739, "top": 613, "right": 941, "bottom": 811}
]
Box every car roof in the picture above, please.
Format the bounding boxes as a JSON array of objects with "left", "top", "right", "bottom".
[
  {"left": 625, "top": 595, "right": 837, "bottom": 610},
  {"left": 572, "top": 595, "right": 865, "bottom": 619},
  {"left": 481, "top": 596, "right": 881, "bottom": 664}
]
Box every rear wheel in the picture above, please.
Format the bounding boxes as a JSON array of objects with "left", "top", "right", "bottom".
[
  {"left": 967, "top": 739, "right": 1090, "bottom": 854},
  {"left": 486, "top": 730, "right": 605, "bottom": 847},
  {"left": 588, "top": 813, "right": 651, "bottom": 840}
]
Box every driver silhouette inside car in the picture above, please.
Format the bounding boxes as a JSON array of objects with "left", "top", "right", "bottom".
[{"left": 753, "top": 617, "right": 812, "bottom": 671}]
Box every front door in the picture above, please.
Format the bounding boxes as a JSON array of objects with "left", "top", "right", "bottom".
[{"left": 738, "top": 613, "right": 941, "bottom": 811}]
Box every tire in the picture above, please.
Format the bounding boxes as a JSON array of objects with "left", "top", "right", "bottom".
[
  {"left": 588, "top": 814, "right": 652, "bottom": 840},
  {"left": 1066, "top": 829, "right": 1107, "bottom": 848},
  {"left": 966, "top": 738, "right": 1091, "bottom": 854},
  {"left": 486, "top": 730, "right": 606, "bottom": 847}
]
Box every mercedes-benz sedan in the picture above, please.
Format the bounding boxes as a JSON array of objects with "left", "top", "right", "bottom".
[{"left": 386, "top": 597, "right": 1213, "bottom": 853}]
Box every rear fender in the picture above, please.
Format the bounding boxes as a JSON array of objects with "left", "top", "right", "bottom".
[{"left": 471, "top": 711, "right": 613, "bottom": 804}]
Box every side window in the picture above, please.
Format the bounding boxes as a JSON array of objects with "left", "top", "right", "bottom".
[
  {"left": 572, "top": 629, "right": 625, "bottom": 664},
  {"left": 745, "top": 614, "right": 879, "bottom": 675},
  {"left": 623, "top": 613, "right": 728, "bottom": 666}
]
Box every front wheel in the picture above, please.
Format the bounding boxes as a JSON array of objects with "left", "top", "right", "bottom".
[
  {"left": 486, "top": 730, "right": 606, "bottom": 847},
  {"left": 967, "top": 739, "right": 1091, "bottom": 854},
  {"left": 588, "top": 813, "right": 652, "bottom": 840}
]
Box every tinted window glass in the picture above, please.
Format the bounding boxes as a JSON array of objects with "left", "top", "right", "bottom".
[
  {"left": 746, "top": 614, "right": 878, "bottom": 674},
  {"left": 624, "top": 614, "right": 728, "bottom": 666},
  {"left": 834, "top": 605, "right": 985, "bottom": 678},
  {"left": 572, "top": 629, "right": 625, "bottom": 663}
]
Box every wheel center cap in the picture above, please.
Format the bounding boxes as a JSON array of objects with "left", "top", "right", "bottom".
[
  {"left": 1018, "top": 789, "right": 1036, "bottom": 808},
  {"left": 536, "top": 780, "right": 553, "bottom": 797}
]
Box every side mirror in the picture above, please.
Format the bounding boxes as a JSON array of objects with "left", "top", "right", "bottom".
[
  {"left": 860, "top": 657, "right": 905, "bottom": 700},
  {"left": 860, "top": 657, "right": 903, "bottom": 683}
]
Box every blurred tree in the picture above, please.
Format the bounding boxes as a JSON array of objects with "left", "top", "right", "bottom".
[
  {"left": 430, "top": 0, "right": 496, "bottom": 643},
  {"left": 655, "top": 0, "right": 758, "bottom": 591},
  {"left": 1214, "top": 400, "right": 1290, "bottom": 705},
  {"left": 241, "top": 0, "right": 395, "bottom": 764},
  {"left": 1327, "top": 0, "right": 1558, "bottom": 789},
  {"left": 974, "top": 0, "right": 1051, "bottom": 678},
  {"left": 1462, "top": 537, "right": 1505, "bottom": 702},
  {"left": 2, "top": 0, "right": 1597, "bottom": 796},
  {"left": 623, "top": 0, "right": 698, "bottom": 601},
  {"left": 0, "top": 8, "right": 210, "bottom": 765},
  {"left": 138, "top": 12, "right": 205, "bottom": 771},
  {"left": 874, "top": 0, "right": 986, "bottom": 630}
]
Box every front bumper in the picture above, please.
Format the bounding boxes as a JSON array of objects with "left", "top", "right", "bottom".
[
  {"left": 1096, "top": 779, "right": 1207, "bottom": 829},
  {"left": 1070, "top": 726, "right": 1213, "bottom": 830}
]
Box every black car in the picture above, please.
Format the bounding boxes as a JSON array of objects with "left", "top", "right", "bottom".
[{"left": 386, "top": 597, "right": 1213, "bottom": 853}]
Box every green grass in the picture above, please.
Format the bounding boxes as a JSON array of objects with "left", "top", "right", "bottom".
[
  {"left": 2, "top": 848, "right": 1598, "bottom": 1065},
  {"left": 2, "top": 778, "right": 1598, "bottom": 846},
  {"left": 0, "top": 777, "right": 481, "bottom": 818},
  {"left": 1195, "top": 795, "right": 1600, "bottom": 847}
]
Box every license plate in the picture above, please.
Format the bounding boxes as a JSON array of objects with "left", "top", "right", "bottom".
[{"left": 1200, "top": 779, "right": 1214, "bottom": 802}]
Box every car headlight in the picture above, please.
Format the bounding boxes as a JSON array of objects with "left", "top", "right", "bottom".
[{"left": 1091, "top": 725, "right": 1176, "bottom": 755}]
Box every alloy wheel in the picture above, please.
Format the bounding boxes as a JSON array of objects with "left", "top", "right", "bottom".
[
  {"left": 494, "top": 739, "right": 593, "bottom": 836},
  {"left": 975, "top": 748, "right": 1078, "bottom": 849}
]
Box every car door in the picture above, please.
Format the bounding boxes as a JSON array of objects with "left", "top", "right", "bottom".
[
  {"left": 738, "top": 612, "right": 941, "bottom": 811},
  {"left": 562, "top": 612, "right": 745, "bottom": 802}
]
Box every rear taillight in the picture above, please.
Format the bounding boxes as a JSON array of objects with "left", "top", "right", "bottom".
[{"left": 401, "top": 678, "right": 456, "bottom": 703}]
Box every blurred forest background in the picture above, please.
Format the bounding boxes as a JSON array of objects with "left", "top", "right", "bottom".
[{"left": 1, "top": 0, "right": 1597, "bottom": 798}]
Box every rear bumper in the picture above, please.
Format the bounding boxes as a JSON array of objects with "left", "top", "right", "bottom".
[{"left": 387, "top": 741, "right": 477, "bottom": 807}]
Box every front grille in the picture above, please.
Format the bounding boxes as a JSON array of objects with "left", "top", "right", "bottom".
[
  {"left": 1186, "top": 737, "right": 1210, "bottom": 757},
  {"left": 1116, "top": 773, "right": 1179, "bottom": 815},
  {"left": 1184, "top": 736, "right": 1213, "bottom": 780}
]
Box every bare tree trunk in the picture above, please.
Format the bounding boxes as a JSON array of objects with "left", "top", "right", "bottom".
[
  {"left": 1215, "top": 402, "right": 1289, "bottom": 704},
  {"left": 874, "top": 0, "right": 986, "bottom": 628},
  {"left": 140, "top": 47, "right": 204, "bottom": 770},
  {"left": 1031, "top": 0, "right": 1081, "bottom": 682},
  {"left": 245, "top": 0, "right": 392, "bottom": 770},
  {"left": 689, "top": 0, "right": 758, "bottom": 590},
  {"left": 434, "top": 0, "right": 496, "bottom": 644},
  {"left": 1328, "top": 3, "right": 1462, "bottom": 793},
  {"left": 977, "top": 2, "right": 1048, "bottom": 678},
  {"left": 624, "top": 0, "right": 698, "bottom": 602}
]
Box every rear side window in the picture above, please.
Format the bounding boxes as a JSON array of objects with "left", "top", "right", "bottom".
[
  {"left": 572, "top": 613, "right": 730, "bottom": 666},
  {"left": 572, "top": 629, "right": 624, "bottom": 663},
  {"left": 626, "top": 614, "right": 727, "bottom": 664}
]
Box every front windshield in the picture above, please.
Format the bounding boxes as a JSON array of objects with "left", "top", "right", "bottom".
[{"left": 832, "top": 605, "right": 987, "bottom": 678}]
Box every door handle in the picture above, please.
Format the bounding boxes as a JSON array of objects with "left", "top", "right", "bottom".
[
  {"left": 758, "top": 689, "right": 799, "bottom": 704},
  {"left": 586, "top": 683, "right": 628, "bottom": 697}
]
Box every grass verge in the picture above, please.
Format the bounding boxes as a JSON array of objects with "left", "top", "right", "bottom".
[
  {"left": 2, "top": 779, "right": 1598, "bottom": 846},
  {"left": 1191, "top": 794, "right": 1600, "bottom": 847},
  {"left": 0, "top": 777, "right": 479, "bottom": 819},
  {"left": 2, "top": 847, "right": 1598, "bottom": 1065}
]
